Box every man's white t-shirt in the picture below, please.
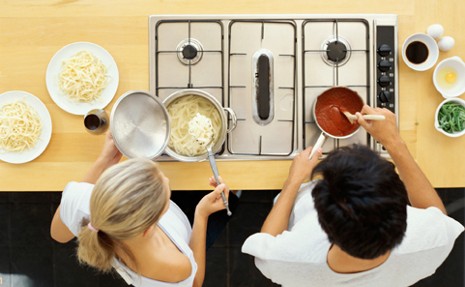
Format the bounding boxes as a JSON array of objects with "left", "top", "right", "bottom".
[
  {"left": 60, "top": 181, "right": 198, "bottom": 287},
  {"left": 242, "top": 181, "right": 464, "bottom": 287}
]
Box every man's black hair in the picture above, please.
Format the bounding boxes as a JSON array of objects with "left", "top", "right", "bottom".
[{"left": 311, "top": 144, "right": 408, "bottom": 259}]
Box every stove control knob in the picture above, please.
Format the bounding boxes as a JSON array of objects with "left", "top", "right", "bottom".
[
  {"left": 378, "top": 91, "right": 391, "bottom": 103},
  {"left": 377, "top": 44, "right": 391, "bottom": 57},
  {"left": 378, "top": 75, "right": 390, "bottom": 87},
  {"left": 378, "top": 60, "right": 392, "bottom": 72}
]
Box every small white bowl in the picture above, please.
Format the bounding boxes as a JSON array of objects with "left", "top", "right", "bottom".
[
  {"left": 402, "top": 33, "right": 439, "bottom": 71},
  {"left": 434, "top": 97, "right": 465, "bottom": 137},
  {"left": 433, "top": 56, "right": 465, "bottom": 98}
]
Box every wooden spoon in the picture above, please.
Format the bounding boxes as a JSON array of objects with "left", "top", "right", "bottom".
[{"left": 339, "top": 107, "right": 386, "bottom": 124}]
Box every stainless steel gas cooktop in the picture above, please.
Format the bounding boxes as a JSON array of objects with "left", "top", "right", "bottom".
[{"left": 149, "top": 14, "right": 398, "bottom": 160}]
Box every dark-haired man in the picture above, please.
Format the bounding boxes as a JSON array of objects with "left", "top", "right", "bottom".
[{"left": 242, "top": 106, "right": 464, "bottom": 287}]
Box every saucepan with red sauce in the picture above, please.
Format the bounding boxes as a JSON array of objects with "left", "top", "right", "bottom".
[{"left": 308, "top": 87, "right": 364, "bottom": 159}]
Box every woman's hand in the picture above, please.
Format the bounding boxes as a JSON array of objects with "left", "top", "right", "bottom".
[
  {"left": 97, "top": 131, "right": 123, "bottom": 166},
  {"left": 83, "top": 132, "right": 123, "bottom": 183},
  {"left": 208, "top": 176, "right": 219, "bottom": 188},
  {"left": 195, "top": 177, "right": 230, "bottom": 219}
]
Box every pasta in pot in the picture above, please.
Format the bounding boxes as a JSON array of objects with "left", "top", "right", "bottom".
[
  {"left": 188, "top": 113, "right": 215, "bottom": 146},
  {"left": 167, "top": 95, "right": 221, "bottom": 156},
  {"left": 0, "top": 100, "right": 42, "bottom": 152},
  {"left": 58, "top": 50, "right": 108, "bottom": 102}
]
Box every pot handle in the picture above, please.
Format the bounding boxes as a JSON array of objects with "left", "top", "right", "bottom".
[
  {"left": 308, "top": 132, "right": 326, "bottom": 160},
  {"left": 223, "top": 107, "right": 237, "bottom": 133}
]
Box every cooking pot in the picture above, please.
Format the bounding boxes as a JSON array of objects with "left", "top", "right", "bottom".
[
  {"left": 110, "top": 89, "right": 237, "bottom": 161},
  {"left": 162, "top": 89, "right": 237, "bottom": 162},
  {"left": 308, "top": 87, "right": 364, "bottom": 159}
]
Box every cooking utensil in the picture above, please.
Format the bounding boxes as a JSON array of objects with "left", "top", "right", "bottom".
[
  {"left": 206, "top": 143, "right": 232, "bottom": 216},
  {"left": 308, "top": 87, "right": 364, "bottom": 159},
  {"left": 163, "top": 89, "right": 237, "bottom": 162},
  {"left": 195, "top": 133, "right": 232, "bottom": 216},
  {"left": 110, "top": 91, "right": 170, "bottom": 159},
  {"left": 339, "top": 108, "right": 386, "bottom": 124}
]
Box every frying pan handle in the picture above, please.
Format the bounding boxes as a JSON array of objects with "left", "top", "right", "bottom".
[{"left": 308, "top": 132, "right": 326, "bottom": 160}]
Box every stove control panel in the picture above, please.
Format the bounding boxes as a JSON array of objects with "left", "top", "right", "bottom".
[{"left": 376, "top": 26, "right": 396, "bottom": 114}]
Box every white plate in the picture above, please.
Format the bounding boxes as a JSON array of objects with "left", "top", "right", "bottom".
[
  {"left": 45, "top": 42, "right": 119, "bottom": 115},
  {"left": 0, "top": 91, "right": 53, "bottom": 164}
]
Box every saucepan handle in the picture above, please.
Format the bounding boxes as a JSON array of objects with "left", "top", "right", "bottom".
[
  {"left": 308, "top": 132, "right": 327, "bottom": 160},
  {"left": 361, "top": 114, "right": 385, "bottom": 121},
  {"left": 223, "top": 107, "right": 237, "bottom": 133}
]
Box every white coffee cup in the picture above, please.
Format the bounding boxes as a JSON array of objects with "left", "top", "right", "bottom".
[
  {"left": 402, "top": 33, "right": 439, "bottom": 71},
  {"left": 433, "top": 56, "right": 465, "bottom": 98}
]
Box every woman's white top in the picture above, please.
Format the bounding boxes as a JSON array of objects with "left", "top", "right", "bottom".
[
  {"left": 60, "top": 181, "right": 197, "bottom": 287},
  {"left": 242, "top": 181, "right": 465, "bottom": 287}
]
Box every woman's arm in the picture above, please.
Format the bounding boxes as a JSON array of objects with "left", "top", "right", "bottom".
[
  {"left": 50, "top": 132, "right": 122, "bottom": 242},
  {"left": 50, "top": 206, "right": 75, "bottom": 243},
  {"left": 260, "top": 146, "right": 321, "bottom": 236},
  {"left": 357, "top": 106, "right": 446, "bottom": 214},
  {"left": 82, "top": 132, "right": 123, "bottom": 183},
  {"left": 190, "top": 212, "right": 208, "bottom": 287},
  {"left": 190, "top": 181, "right": 229, "bottom": 287}
]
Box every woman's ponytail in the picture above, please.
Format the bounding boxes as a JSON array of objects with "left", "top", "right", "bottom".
[{"left": 77, "top": 220, "right": 115, "bottom": 272}]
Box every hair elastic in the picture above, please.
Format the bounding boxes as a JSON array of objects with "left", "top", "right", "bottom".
[{"left": 87, "top": 222, "right": 99, "bottom": 233}]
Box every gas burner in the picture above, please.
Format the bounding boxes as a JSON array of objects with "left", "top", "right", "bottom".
[
  {"left": 176, "top": 38, "right": 203, "bottom": 65},
  {"left": 321, "top": 37, "right": 351, "bottom": 66}
]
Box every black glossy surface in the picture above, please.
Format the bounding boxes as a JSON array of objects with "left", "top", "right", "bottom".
[{"left": 0, "top": 189, "right": 462, "bottom": 287}]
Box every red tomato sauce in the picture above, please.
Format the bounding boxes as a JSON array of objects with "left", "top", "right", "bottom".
[{"left": 314, "top": 87, "right": 364, "bottom": 136}]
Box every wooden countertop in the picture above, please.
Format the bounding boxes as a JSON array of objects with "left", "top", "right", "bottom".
[{"left": 1, "top": 0, "right": 464, "bottom": 191}]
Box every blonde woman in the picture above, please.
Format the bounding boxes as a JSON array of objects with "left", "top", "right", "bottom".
[{"left": 50, "top": 132, "right": 230, "bottom": 287}]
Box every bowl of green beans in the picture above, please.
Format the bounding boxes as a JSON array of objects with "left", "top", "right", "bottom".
[{"left": 435, "top": 97, "right": 465, "bottom": 137}]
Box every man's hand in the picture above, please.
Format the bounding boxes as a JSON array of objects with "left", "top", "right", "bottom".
[{"left": 286, "top": 146, "right": 322, "bottom": 187}]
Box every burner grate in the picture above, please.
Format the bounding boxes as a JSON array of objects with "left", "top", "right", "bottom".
[
  {"left": 154, "top": 20, "right": 225, "bottom": 101},
  {"left": 302, "top": 19, "right": 371, "bottom": 154},
  {"left": 228, "top": 20, "right": 296, "bottom": 156}
]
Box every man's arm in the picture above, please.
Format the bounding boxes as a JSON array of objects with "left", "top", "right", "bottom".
[
  {"left": 260, "top": 147, "right": 321, "bottom": 236},
  {"left": 384, "top": 139, "right": 446, "bottom": 213},
  {"left": 357, "top": 106, "right": 446, "bottom": 214}
]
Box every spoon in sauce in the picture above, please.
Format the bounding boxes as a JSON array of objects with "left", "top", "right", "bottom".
[{"left": 339, "top": 107, "right": 386, "bottom": 124}]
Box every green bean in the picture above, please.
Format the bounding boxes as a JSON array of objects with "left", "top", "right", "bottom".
[{"left": 438, "top": 102, "right": 465, "bottom": 133}]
